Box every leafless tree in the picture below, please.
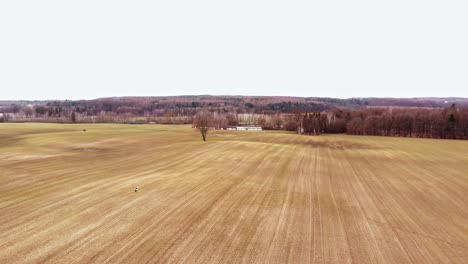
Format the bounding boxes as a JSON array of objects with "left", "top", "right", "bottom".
[
  {"left": 272, "top": 114, "right": 283, "bottom": 130},
  {"left": 302, "top": 112, "right": 322, "bottom": 135},
  {"left": 24, "top": 107, "right": 33, "bottom": 118},
  {"left": 212, "top": 113, "right": 228, "bottom": 129},
  {"left": 293, "top": 109, "right": 303, "bottom": 134},
  {"left": 194, "top": 110, "right": 213, "bottom": 141},
  {"left": 71, "top": 111, "right": 77, "bottom": 123},
  {"left": 225, "top": 113, "right": 239, "bottom": 126}
]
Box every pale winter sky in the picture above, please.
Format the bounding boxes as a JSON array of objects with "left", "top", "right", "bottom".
[{"left": 1, "top": 1, "right": 467, "bottom": 100}]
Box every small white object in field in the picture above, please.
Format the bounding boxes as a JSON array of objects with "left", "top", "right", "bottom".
[{"left": 134, "top": 186, "right": 139, "bottom": 192}]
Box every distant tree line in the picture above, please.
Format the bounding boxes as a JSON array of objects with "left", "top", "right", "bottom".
[
  {"left": 338, "top": 105, "right": 468, "bottom": 139},
  {"left": 1, "top": 96, "right": 468, "bottom": 139},
  {"left": 3, "top": 96, "right": 466, "bottom": 122},
  {"left": 293, "top": 105, "right": 468, "bottom": 139},
  {"left": 189, "top": 104, "right": 468, "bottom": 140}
]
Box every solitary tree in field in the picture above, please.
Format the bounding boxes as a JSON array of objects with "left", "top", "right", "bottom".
[{"left": 194, "top": 110, "right": 212, "bottom": 141}]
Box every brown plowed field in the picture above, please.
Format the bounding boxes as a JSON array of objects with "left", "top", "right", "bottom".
[{"left": 0, "top": 124, "right": 467, "bottom": 263}]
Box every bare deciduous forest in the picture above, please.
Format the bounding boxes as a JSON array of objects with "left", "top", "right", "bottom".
[{"left": 1, "top": 96, "right": 467, "bottom": 139}]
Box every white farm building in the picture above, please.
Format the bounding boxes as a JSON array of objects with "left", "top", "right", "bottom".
[{"left": 227, "top": 126, "right": 262, "bottom": 131}]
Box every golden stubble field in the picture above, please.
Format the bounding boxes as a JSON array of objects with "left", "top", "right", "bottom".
[{"left": 0, "top": 123, "right": 467, "bottom": 263}]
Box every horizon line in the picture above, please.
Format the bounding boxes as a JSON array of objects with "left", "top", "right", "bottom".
[{"left": 1, "top": 95, "right": 467, "bottom": 102}]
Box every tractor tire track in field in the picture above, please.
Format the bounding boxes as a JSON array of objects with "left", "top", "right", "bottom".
[{"left": 0, "top": 124, "right": 467, "bottom": 263}]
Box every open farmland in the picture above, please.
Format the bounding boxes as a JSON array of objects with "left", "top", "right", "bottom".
[{"left": 0, "top": 124, "right": 467, "bottom": 263}]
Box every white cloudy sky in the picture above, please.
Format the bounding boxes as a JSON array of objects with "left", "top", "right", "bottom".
[{"left": 1, "top": 1, "right": 467, "bottom": 100}]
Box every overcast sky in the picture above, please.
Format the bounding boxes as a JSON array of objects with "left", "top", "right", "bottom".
[{"left": 1, "top": 1, "right": 467, "bottom": 100}]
